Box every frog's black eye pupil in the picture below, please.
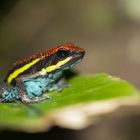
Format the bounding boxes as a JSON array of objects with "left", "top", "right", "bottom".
[{"left": 58, "top": 49, "right": 69, "bottom": 58}]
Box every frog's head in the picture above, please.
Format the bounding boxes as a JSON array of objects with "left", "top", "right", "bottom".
[{"left": 45, "top": 43, "right": 85, "bottom": 73}]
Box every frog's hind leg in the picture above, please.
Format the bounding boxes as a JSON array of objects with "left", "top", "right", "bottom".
[
  {"left": 0, "top": 83, "right": 8, "bottom": 102},
  {"left": 0, "top": 82, "right": 20, "bottom": 102}
]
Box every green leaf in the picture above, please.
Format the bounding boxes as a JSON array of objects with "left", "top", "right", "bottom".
[{"left": 0, "top": 73, "right": 139, "bottom": 132}]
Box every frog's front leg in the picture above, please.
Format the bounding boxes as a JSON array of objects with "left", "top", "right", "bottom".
[
  {"left": 48, "top": 78, "right": 70, "bottom": 92},
  {"left": 47, "top": 71, "right": 70, "bottom": 92}
]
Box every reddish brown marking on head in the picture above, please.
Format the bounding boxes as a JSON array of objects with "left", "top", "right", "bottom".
[
  {"left": 56, "top": 43, "right": 85, "bottom": 53},
  {"left": 13, "top": 43, "right": 85, "bottom": 66}
]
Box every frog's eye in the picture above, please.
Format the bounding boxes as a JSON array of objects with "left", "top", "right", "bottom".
[{"left": 57, "top": 49, "right": 69, "bottom": 58}]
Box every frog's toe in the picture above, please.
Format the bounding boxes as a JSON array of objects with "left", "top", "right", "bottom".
[
  {"left": 55, "top": 84, "right": 71, "bottom": 92},
  {"left": 20, "top": 94, "right": 51, "bottom": 103},
  {"left": 63, "top": 84, "right": 71, "bottom": 88},
  {"left": 42, "top": 94, "right": 52, "bottom": 100},
  {"left": 0, "top": 98, "right": 5, "bottom": 102}
]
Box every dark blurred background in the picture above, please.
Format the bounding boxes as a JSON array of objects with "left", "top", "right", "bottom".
[
  {"left": 0, "top": 0, "right": 140, "bottom": 139},
  {"left": 0, "top": 0, "right": 140, "bottom": 87}
]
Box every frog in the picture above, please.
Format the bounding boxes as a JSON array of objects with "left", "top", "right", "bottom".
[{"left": 0, "top": 43, "right": 85, "bottom": 103}]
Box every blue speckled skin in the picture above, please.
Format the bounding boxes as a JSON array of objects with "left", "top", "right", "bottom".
[
  {"left": 0, "top": 71, "right": 63, "bottom": 102},
  {"left": 24, "top": 71, "right": 63, "bottom": 98},
  {"left": 1, "top": 86, "right": 19, "bottom": 101},
  {"left": 24, "top": 77, "right": 51, "bottom": 97}
]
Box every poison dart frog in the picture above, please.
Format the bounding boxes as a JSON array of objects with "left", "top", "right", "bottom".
[{"left": 0, "top": 43, "right": 85, "bottom": 103}]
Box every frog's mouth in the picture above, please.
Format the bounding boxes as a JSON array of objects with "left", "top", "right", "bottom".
[{"left": 61, "top": 52, "right": 85, "bottom": 70}]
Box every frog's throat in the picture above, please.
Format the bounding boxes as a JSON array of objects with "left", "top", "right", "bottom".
[{"left": 39, "top": 56, "right": 72, "bottom": 75}]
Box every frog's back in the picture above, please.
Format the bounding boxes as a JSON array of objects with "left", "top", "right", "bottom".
[{"left": 5, "top": 47, "right": 57, "bottom": 86}]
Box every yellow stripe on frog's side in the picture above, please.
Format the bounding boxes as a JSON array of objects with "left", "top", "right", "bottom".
[
  {"left": 7, "top": 58, "right": 41, "bottom": 84},
  {"left": 39, "top": 56, "right": 72, "bottom": 75}
]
